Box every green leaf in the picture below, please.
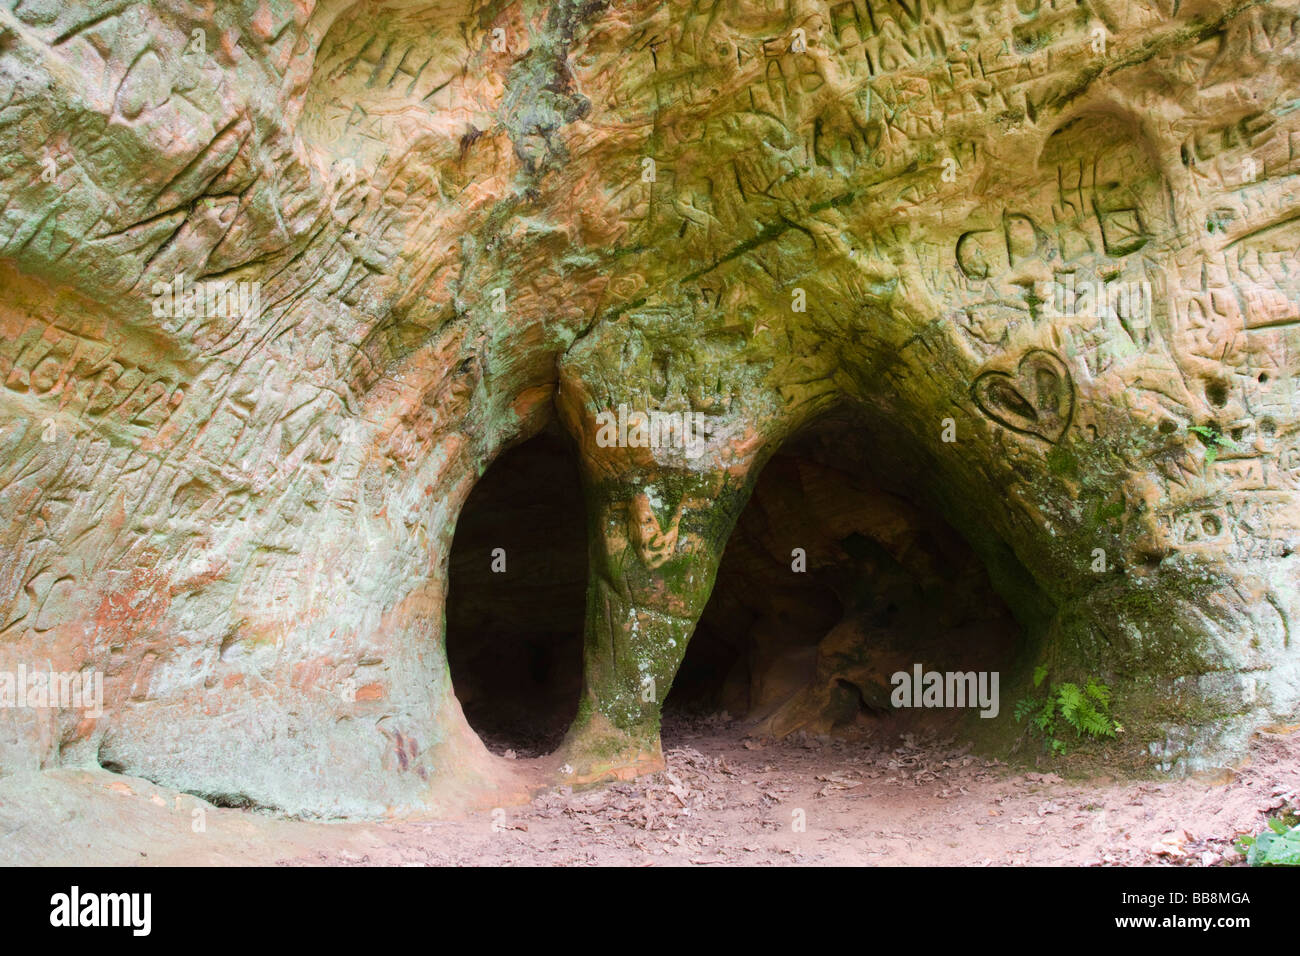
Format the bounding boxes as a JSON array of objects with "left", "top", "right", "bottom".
[
  {"left": 1249, "top": 826, "right": 1300, "bottom": 866},
  {"left": 1033, "top": 665, "right": 1048, "bottom": 688},
  {"left": 1085, "top": 678, "right": 1111, "bottom": 707},
  {"left": 1057, "top": 682, "right": 1083, "bottom": 723}
]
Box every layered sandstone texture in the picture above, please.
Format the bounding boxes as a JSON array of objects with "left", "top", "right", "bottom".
[{"left": 1, "top": 0, "right": 1299, "bottom": 817}]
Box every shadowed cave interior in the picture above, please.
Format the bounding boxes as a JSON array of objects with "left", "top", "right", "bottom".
[
  {"left": 665, "top": 422, "right": 1027, "bottom": 739},
  {"left": 446, "top": 418, "right": 1030, "bottom": 758},
  {"left": 445, "top": 426, "right": 588, "bottom": 758}
]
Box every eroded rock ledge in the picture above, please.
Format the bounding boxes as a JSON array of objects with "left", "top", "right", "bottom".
[{"left": 0, "top": 0, "right": 1298, "bottom": 817}]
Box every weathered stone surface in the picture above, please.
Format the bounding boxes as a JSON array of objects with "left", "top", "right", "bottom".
[{"left": 0, "top": 0, "right": 1298, "bottom": 817}]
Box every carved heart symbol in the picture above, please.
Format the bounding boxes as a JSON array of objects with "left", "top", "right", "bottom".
[{"left": 972, "top": 349, "right": 1074, "bottom": 444}]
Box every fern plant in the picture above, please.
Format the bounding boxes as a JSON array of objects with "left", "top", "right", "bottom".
[
  {"left": 1188, "top": 424, "right": 1233, "bottom": 467},
  {"left": 1014, "top": 667, "right": 1120, "bottom": 755}
]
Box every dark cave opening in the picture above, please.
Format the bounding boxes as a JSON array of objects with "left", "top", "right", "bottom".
[
  {"left": 444, "top": 426, "right": 588, "bottom": 758},
  {"left": 665, "top": 418, "right": 1028, "bottom": 740}
]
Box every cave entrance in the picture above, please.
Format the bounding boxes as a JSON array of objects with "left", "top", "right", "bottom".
[
  {"left": 665, "top": 416, "right": 1029, "bottom": 742},
  {"left": 445, "top": 425, "right": 587, "bottom": 757}
]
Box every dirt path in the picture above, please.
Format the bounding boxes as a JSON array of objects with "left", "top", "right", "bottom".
[{"left": 4, "top": 722, "right": 1297, "bottom": 866}]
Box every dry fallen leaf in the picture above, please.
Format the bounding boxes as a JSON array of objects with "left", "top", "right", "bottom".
[{"left": 1151, "top": 834, "right": 1187, "bottom": 858}]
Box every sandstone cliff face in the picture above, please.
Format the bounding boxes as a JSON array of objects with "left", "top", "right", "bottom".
[{"left": 0, "top": 0, "right": 1298, "bottom": 817}]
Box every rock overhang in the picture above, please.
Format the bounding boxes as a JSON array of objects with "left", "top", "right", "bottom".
[{"left": 0, "top": 0, "right": 1296, "bottom": 816}]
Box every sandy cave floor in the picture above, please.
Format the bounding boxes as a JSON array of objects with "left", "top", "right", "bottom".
[{"left": 2, "top": 720, "right": 1297, "bottom": 867}]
